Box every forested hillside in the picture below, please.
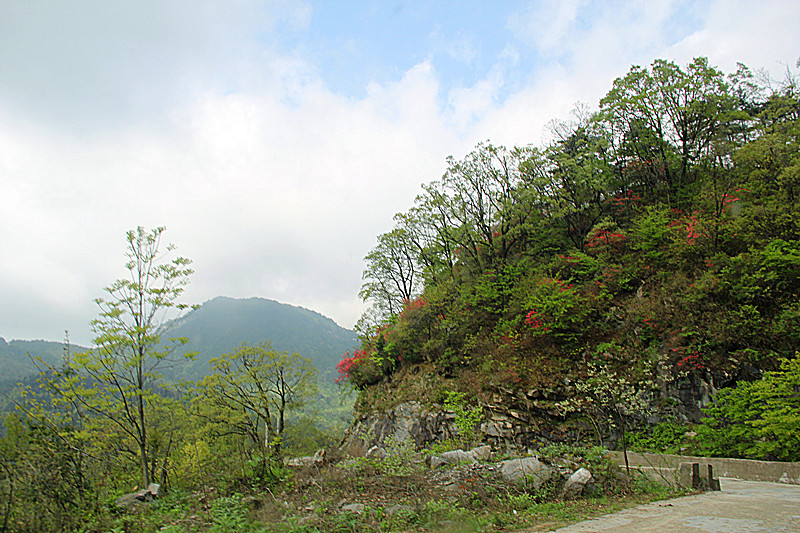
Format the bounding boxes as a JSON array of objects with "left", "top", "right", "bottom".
[
  {"left": 342, "top": 57, "right": 800, "bottom": 460},
  {"left": 0, "top": 338, "right": 75, "bottom": 389},
  {"left": 162, "top": 296, "right": 358, "bottom": 379}
]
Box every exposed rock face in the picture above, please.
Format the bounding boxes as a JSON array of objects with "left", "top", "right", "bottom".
[
  {"left": 342, "top": 369, "right": 722, "bottom": 454},
  {"left": 341, "top": 401, "right": 456, "bottom": 454},
  {"left": 341, "top": 398, "right": 565, "bottom": 455}
]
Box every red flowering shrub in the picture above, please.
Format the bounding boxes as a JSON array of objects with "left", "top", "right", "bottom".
[
  {"left": 585, "top": 227, "right": 627, "bottom": 255},
  {"left": 677, "top": 350, "right": 706, "bottom": 371},
  {"left": 336, "top": 347, "right": 385, "bottom": 389},
  {"left": 524, "top": 310, "right": 550, "bottom": 333}
]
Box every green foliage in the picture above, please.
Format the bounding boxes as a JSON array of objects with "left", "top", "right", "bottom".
[
  {"left": 209, "top": 494, "right": 253, "bottom": 532},
  {"left": 17, "top": 226, "right": 195, "bottom": 489},
  {"left": 630, "top": 205, "right": 674, "bottom": 265},
  {"left": 372, "top": 434, "right": 420, "bottom": 477},
  {"left": 443, "top": 390, "right": 483, "bottom": 447},
  {"left": 6, "top": 54, "right": 800, "bottom": 532},
  {"left": 194, "top": 341, "right": 318, "bottom": 458},
  {"left": 0, "top": 415, "right": 102, "bottom": 532},
  {"left": 698, "top": 356, "right": 800, "bottom": 461},
  {"left": 628, "top": 421, "right": 696, "bottom": 455},
  {"left": 341, "top": 59, "right": 800, "bottom": 465},
  {"left": 513, "top": 275, "right": 591, "bottom": 341}
]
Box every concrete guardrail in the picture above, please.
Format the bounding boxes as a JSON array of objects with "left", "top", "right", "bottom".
[{"left": 608, "top": 451, "right": 800, "bottom": 485}]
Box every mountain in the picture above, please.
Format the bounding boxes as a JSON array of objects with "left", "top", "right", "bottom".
[
  {"left": 0, "top": 338, "right": 76, "bottom": 390},
  {"left": 1, "top": 297, "right": 358, "bottom": 387},
  {"left": 162, "top": 296, "right": 358, "bottom": 381}
]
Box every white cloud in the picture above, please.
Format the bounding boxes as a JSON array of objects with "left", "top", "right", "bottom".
[
  {"left": 667, "top": 0, "right": 800, "bottom": 74},
  {"left": 1, "top": 0, "right": 798, "bottom": 346}
]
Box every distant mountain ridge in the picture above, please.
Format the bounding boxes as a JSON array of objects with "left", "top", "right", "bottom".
[
  {"left": 0, "top": 297, "right": 358, "bottom": 386},
  {"left": 162, "top": 296, "right": 358, "bottom": 380},
  {"left": 0, "top": 338, "right": 73, "bottom": 389}
]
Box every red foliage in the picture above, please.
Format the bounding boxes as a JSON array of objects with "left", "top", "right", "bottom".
[
  {"left": 336, "top": 348, "right": 368, "bottom": 383},
  {"left": 676, "top": 350, "right": 706, "bottom": 371},
  {"left": 524, "top": 310, "right": 550, "bottom": 332},
  {"left": 585, "top": 228, "right": 627, "bottom": 254}
]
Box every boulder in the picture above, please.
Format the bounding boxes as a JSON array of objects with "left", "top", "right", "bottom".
[
  {"left": 365, "top": 446, "right": 386, "bottom": 459},
  {"left": 287, "top": 448, "right": 327, "bottom": 468},
  {"left": 429, "top": 445, "right": 493, "bottom": 467},
  {"left": 341, "top": 503, "right": 365, "bottom": 514},
  {"left": 470, "top": 445, "right": 492, "bottom": 461},
  {"left": 115, "top": 483, "right": 160, "bottom": 508},
  {"left": 430, "top": 449, "right": 476, "bottom": 468},
  {"left": 286, "top": 456, "right": 315, "bottom": 467},
  {"left": 500, "top": 457, "right": 556, "bottom": 489},
  {"left": 562, "top": 468, "right": 593, "bottom": 499},
  {"left": 313, "top": 448, "right": 327, "bottom": 465}
]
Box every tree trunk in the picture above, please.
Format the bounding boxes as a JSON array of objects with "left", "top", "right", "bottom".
[
  {"left": 137, "top": 355, "right": 150, "bottom": 487},
  {"left": 618, "top": 407, "right": 630, "bottom": 474}
]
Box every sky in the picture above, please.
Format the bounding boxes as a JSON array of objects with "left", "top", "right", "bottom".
[{"left": 1, "top": 0, "right": 798, "bottom": 346}]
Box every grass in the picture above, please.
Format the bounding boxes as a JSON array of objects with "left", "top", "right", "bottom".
[{"left": 93, "top": 444, "right": 688, "bottom": 533}]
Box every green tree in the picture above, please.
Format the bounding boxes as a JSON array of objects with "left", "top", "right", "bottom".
[
  {"left": 359, "top": 227, "right": 421, "bottom": 319},
  {"left": 38, "top": 226, "right": 194, "bottom": 487},
  {"left": 599, "top": 57, "right": 741, "bottom": 207},
  {"left": 196, "top": 342, "right": 317, "bottom": 459},
  {"left": 699, "top": 357, "right": 800, "bottom": 461}
]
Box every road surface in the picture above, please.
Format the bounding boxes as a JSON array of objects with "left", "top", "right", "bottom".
[{"left": 551, "top": 478, "right": 800, "bottom": 532}]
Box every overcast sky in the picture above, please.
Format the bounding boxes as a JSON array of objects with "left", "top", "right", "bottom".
[{"left": 1, "top": 1, "right": 798, "bottom": 345}]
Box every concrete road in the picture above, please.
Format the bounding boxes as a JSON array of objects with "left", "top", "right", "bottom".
[{"left": 551, "top": 478, "right": 800, "bottom": 532}]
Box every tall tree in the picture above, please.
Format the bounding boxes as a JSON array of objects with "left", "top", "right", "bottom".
[
  {"left": 600, "top": 57, "right": 740, "bottom": 207},
  {"left": 359, "top": 228, "right": 420, "bottom": 319},
  {"left": 43, "top": 226, "right": 193, "bottom": 487}
]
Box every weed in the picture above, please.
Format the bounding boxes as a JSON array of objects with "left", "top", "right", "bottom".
[{"left": 209, "top": 494, "right": 252, "bottom": 532}]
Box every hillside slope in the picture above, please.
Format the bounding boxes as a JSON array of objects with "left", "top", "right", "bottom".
[
  {"left": 0, "top": 338, "right": 78, "bottom": 389},
  {"left": 163, "top": 296, "right": 358, "bottom": 380},
  {"left": 340, "top": 57, "right": 800, "bottom": 457}
]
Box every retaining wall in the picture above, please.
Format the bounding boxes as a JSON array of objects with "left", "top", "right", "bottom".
[{"left": 608, "top": 451, "right": 800, "bottom": 485}]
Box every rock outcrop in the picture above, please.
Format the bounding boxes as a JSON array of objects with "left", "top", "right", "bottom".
[{"left": 341, "top": 401, "right": 457, "bottom": 454}]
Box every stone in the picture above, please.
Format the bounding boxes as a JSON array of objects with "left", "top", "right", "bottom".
[
  {"left": 341, "top": 503, "right": 365, "bottom": 514},
  {"left": 442, "top": 449, "right": 478, "bottom": 464},
  {"left": 146, "top": 483, "right": 160, "bottom": 497},
  {"left": 313, "top": 448, "right": 326, "bottom": 465},
  {"left": 562, "top": 468, "right": 593, "bottom": 499},
  {"left": 385, "top": 504, "right": 414, "bottom": 516},
  {"left": 287, "top": 449, "right": 326, "bottom": 468},
  {"left": 115, "top": 483, "right": 161, "bottom": 508},
  {"left": 469, "top": 445, "right": 492, "bottom": 461},
  {"left": 366, "top": 446, "right": 386, "bottom": 459},
  {"left": 430, "top": 449, "right": 474, "bottom": 468},
  {"left": 286, "top": 456, "right": 315, "bottom": 467},
  {"left": 430, "top": 445, "right": 493, "bottom": 467},
  {"left": 500, "top": 457, "right": 556, "bottom": 489}
]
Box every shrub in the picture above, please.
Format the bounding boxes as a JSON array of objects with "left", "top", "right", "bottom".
[{"left": 698, "top": 356, "right": 800, "bottom": 461}]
